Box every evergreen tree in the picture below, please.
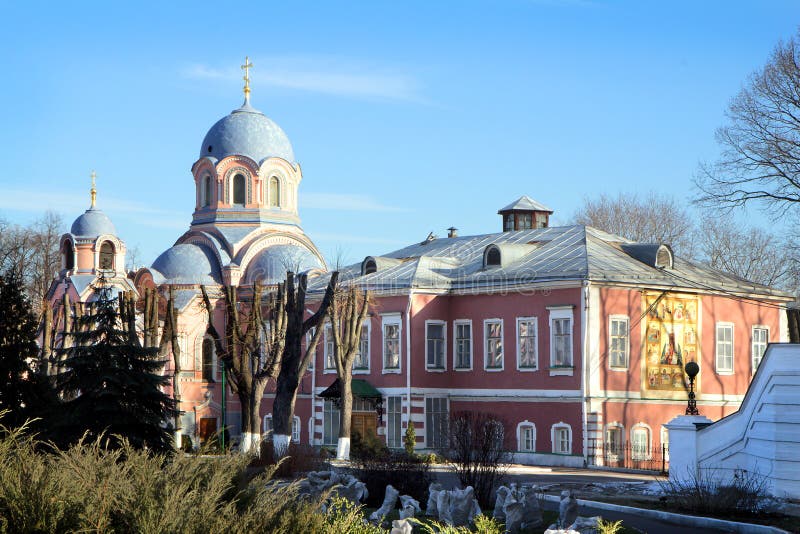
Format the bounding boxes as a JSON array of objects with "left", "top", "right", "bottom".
[
  {"left": 0, "top": 271, "right": 48, "bottom": 429},
  {"left": 53, "top": 279, "right": 176, "bottom": 452}
]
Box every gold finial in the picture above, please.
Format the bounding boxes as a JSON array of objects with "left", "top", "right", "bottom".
[
  {"left": 90, "top": 170, "right": 97, "bottom": 208},
  {"left": 241, "top": 56, "right": 253, "bottom": 101}
]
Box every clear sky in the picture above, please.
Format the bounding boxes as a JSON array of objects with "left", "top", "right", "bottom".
[{"left": 1, "top": 1, "right": 798, "bottom": 267}]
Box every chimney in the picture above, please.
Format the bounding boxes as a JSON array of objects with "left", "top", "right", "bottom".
[{"left": 447, "top": 227, "right": 458, "bottom": 238}]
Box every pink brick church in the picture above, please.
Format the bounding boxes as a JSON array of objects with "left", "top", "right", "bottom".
[{"left": 46, "top": 78, "right": 793, "bottom": 468}]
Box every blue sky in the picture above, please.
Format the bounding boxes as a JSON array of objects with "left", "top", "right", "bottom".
[{"left": 1, "top": 1, "right": 798, "bottom": 267}]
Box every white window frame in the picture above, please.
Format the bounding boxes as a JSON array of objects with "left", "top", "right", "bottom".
[
  {"left": 425, "top": 396, "right": 449, "bottom": 449},
  {"left": 425, "top": 320, "right": 447, "bottom": 371},
  {"left": 751, "top": 325, "right": 769, "bottom": 373},
  {"left": 551, "top": 422, "right": 572, "bottom": 455},
  {"left": 516, "top": 317, "right": 538, "bottom": 371},
  {"left": 517, "top": 420, "right": 536, "bottom": 452},
  {"left": 386, "top": 396, "right": 403, "bottom": 449},
  {"left": 604, "top": 423, "right": 624, "bottom": 460},
  {"left": 549, "top": 307, "right": 574, "bottom": 376},
  {"left": 323, "top": 323, "right": 336, "bottom": 373},
  {"left": 715, "top": 322, "right": 734, "bottom": 375},
  {"left": 608, "top": 315, "right": 630, "bottom": 370},
  {"left": 263, "top": 415, "right": 301, "bottom": 443},
  {"left": 631, "top": 424, "right": 651, "bottom": 460},
  {"left": 453, "top": 319, "right": 473, "bottom": 371},
  {"left": 382, "top": 314, "right": 402, "bottom": 374},
  {"left": 354, "top": 321, "right": 371, "bottom": 374},
  {"left": 484, "top": 318, "right": 504, "bottom": 371}
]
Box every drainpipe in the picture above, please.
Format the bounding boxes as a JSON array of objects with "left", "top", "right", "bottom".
[
  {"left": 581, "top": 280, "right": 590, "bottom": 465},
  {"left": 405, "top": 291, "right": 413, "bottom": 439}
]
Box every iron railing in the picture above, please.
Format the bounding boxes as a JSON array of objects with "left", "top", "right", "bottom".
[{"left": 587, "top": 438, "right": 669, "bottom": 474}]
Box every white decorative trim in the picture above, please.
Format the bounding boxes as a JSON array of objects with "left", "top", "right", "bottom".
[
  {"left": 551, "top": 422, "right": 572, "bottom": 455},
  {"left": 483, "top": 318, "right": 504, "bottom": 372},
  {"left": 715, "top": 321, "right": 735, "bottom": 375},
  {"left": 516, "top": 420, "right": 536, "bottom": 452},
  {"left": 382, "top": 315, "right": 402, "bottom": 374},
  {"left": 516, "top": 316, "right": 539, "bottom": 372},
  {"left": 425, "top": 320, "right": 447, "bottom": 371},
  {"left": 452, "top": 319, "right": 473, "bottom": 371},
  {"left": 608, "top": 314, "right": 630, "bottom": 371},
  {"left": 549, "top": 307, "right": 574, "bottom": 369}
]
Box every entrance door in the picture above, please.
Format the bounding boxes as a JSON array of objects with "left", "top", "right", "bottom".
[
  {"left": 351, "top": 412, "right": 377, "bottom": 439},
  {"left": 199, "top": 417, "right": 217, "bottom": 444}
]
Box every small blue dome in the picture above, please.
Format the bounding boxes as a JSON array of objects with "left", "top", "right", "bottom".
[
  {"left": 244, "top": 244, "right": 324, "bottom": 285},
  {"left": 200, "top": 102, "right": 295, "bottom": 163},
  {"left": 70, "top": 208, "right": 117, "bottom": 237},
  {"left": 151, "top": 243, "right": 221, "bottom": 284}
]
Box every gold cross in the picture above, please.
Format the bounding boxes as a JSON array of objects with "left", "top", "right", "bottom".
[
  {"left": 90, "top": 170, "right": 97, "bottom": 208},
  {"left": 241, "top": 56, "right": 253, "bottom": 97}
]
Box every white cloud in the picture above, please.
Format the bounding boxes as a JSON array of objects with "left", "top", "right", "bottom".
[
  {"left": 182, "top": 56, "right": 424, "bottom": 102},
  {"left": 300, "top": 192, "right": 406, "bottom": 212}
]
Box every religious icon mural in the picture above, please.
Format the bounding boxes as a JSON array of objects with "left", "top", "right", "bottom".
[{"left": 643, "top": 292, "right": 700, "bottom": 394}]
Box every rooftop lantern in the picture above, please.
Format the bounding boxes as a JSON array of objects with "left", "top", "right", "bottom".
[{"left": 498, "top": 195, "right": 553, "bottom": 232}]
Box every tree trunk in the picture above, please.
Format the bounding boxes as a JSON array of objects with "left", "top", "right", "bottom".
[
  {"left": 239, "top": 378, "right": 268, "bottom": 453},
  {"left": 337, "top": 371, "right": 353, "bottom": 460},
  {"left": 272, "top": 357, "right": 299, "bottom": 456}
]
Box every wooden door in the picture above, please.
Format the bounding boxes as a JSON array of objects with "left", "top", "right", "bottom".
[
  {"left": 199, "top": 417, "right": 217, "bottom": 444},
  {"left": 352, "top": 413, "right": 377, "bottom": 439}
]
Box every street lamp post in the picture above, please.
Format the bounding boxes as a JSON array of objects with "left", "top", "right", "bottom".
[{"left": 685, "top": 361, "right": 700, "bottom": 415}]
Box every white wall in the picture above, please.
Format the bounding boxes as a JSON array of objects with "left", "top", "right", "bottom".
[{"left": 667, "top": 344, "right": 800, "bottom": 500}]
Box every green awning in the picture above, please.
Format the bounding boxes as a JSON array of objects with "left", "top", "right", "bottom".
[{"left": 318, "top": 378, "right": 382, "bottom": 400}]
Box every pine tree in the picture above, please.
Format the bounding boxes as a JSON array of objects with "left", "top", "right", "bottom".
[
  {"left": 0, "top": 271, "right": 48, "bottom": 429},
  {"left": 53, "top": 278, "right": 176, "bottom": 452}
]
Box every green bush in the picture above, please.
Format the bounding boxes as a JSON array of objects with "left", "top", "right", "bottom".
[
  {"left": 350, "top": 431, "right": 390, "bottom": 461},
  {"left": 0, "top": 421, "right": 376, "bottom": 533},
  {"left": 404, "top": 421, "right": 416, "bottom": 455}
]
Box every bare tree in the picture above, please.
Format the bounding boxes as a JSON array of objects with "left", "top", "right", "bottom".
[
  {"left": 697, "top": 214, "right": 797, "bottom": 290},
  {"left": 328, "top": 284, "right": 370, "bottom": 460},
  {"left": 573, "top": 192, "right": 696, "bottom": 255},
  {"left": 695, "top": 31, "right": 800, "bottom": 214},
  {"left": 272, "top": 271, "right": 338, "bottom": 456},
  {"left": 200, "top": 283, "right": 286, "bottom": 453},
  {"left": 29, "top": 211, "right": 63, "bottom": 312}
]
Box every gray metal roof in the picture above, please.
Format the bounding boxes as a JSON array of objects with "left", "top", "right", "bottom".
[
  {"left": 200, "top": 101, "right": 295, "bottom": 164},
  {"left": 498, "top": 195, "right": 553, "bottom": 213},
  {"left": 308, "top": 225, "right": 793, "bottom": 299},
  {"left": 70, "top": 208, "right": 117, "bottom": 237}
]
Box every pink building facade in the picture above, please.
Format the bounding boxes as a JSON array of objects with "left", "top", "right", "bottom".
[{"left": 46, "top": 84, "right": 793, "bottom": 467}]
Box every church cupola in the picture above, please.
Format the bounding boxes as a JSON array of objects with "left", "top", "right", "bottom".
[
  {"left": 66, "top": 171, "right": 126, "bottom": 276},
  {"left": 191, "top": 57, "right": 302, "bottom": 229},
  {"left": 498, "top": 195, "right": 553, "bottom": 232}
]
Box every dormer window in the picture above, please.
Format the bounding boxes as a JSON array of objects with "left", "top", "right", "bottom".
[
  {"left": 485, "top": 245, "right": 501, "bottom": 268},
  {"left": 363, "top": 258, "right": 377, "bottom": 275},
  {"left": 269, "top": 176, "right": 281, "bottom": 208},
  {"left": 99, "top": 241, "right": 114, "bottom": 271},
  {"left": 655, "top": 245, "right": 673, "bottom": 269},
  {"left": 233, "top": 173, "right": 246, "bottom": 205}
]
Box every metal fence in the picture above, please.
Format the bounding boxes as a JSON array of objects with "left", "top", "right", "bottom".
[{"left": 587, "top": 438, "right": 669, "bottom": 474}]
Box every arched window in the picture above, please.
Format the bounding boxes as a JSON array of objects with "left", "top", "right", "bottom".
[
  {"left": 485, "top": 246, "right": 501, "bottom": 267},
  {"left": 551, "top": 423, "right": 572, "bottom": 455},
  {"left": 99, "top": 241, "right": 114, "bottom": 270},
  {"left": 202, "top": 175, "right": 212, "bottom": 207},
  {"left": 631, "top": 424, "right": 651, "bottom": 460},
  {"left": 269, "top": 176, "right": 280, "bottom": 207},
  {"left": 202, "top": 337, "right": 215, "bottom": 382},
  {"left": 517, "top": 421, "right": 536, "bottom": 452},
  {"left": 62, "top": 240, "right": 74, "bottom": 270},
  {"left": 233, "top": 173, "right": 246, "bottom": 205}
]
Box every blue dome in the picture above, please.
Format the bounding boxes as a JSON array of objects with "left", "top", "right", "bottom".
[
  {"left": 200, "top": 102, "right": 295, "bottom": 163},
  {"left": 151, "top": 243, "right": 221, "bottom": 284},
  {"left": 244, "top": 244, "right": 324, "bottom": 285},
  {"left": 70, "top": 208, "right": 117, "bottom": 237}
]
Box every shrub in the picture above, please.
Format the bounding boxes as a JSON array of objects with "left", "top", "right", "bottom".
[
  {"left": 352, "top": 451, "right": 433, "bottom": 507},
  {"left": 404, "top": 421, "right": 416, "bottom": 455},
  {"left": 441, "top": 411, "right": 509, "bottom": 508},
  {"left": 659, "top": 467, "right": 771, "bottom": 516},
  {"left": 351, "top": 430, "right": 390, "bottom": 461},
  {"left": 253, "top": 439, "right": 326, "bottom": 478},
  {"left": 0, "top": 421, "right": 376, "bottom": 533}
]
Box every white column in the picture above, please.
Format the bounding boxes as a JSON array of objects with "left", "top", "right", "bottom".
[{"left": 665, "top": 415, "right": 713, "bottom": 485}]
